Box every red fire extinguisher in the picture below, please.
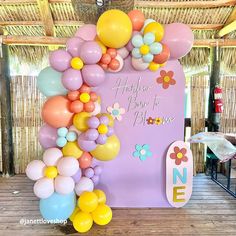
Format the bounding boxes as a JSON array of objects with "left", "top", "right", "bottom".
[{"left": 213, "top": 85, "right": 223, "bottom": 113}]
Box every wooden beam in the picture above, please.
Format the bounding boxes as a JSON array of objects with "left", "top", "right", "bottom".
[
  {"left": 218, "top": 20, "right": 236, "bottom": 37},
  {"left": 0, "top": 34, "right": 14, "bottom": 176},
  {"left": 0, "top": 0, "right": 70, "bottom": 4},
  {"left": 0, "top": 21, "right": 224, "bottom": 30},
  {"left": 225, "top": 6, "right": 236, "bottom": 25},
  {"left": 37, "top": 0, "right": 54, "bottom": 36},
  {"left": 135, "top": 0, "right": 236, "bottom": 8}
]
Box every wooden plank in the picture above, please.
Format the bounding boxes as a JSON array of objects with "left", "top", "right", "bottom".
[
  {"left": 36, "top": 0, "right": 54, "bottom": 36},
  {"left": 135, "top": 0, "right": 236, "bottom": 8},
  {"left": 218, "top": 20, "right": 236, "bottom": 37},
  {"left": 225, "top": 6, "right": 236, "bottom": 25}
]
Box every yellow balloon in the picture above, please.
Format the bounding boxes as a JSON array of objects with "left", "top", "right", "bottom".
[
  {"left": 73, "top": 211, "right": 93, "bottom": 233},
  {"left": 93, "top": 189, "right": 106, "bottom": 204},
  {"left": 144, "top": 22, "right": 164, "bottom": 42},
  {"left": 44, "top": 166, "right": 58, "bottom": 178},
  {"left": 78, "top": 191, "right": 98, "bottom": 213},
  {"left": 73, "top": 112, "right": 90, "bottom": 132},
  {"left": 62, "top": 141, "right": 83, "bottom": 159},
  {"left": 96, "top": 113, "right": 114, "bottom": 127},
  {"left": 69, "top": 207, "right": 79, "bottom": 221},
  {"left": 90, "top": 135, "right": 120, "bottom": 161},
  {"left": 70, "top": 57, "right": 84, "bottom": 70},
  {"left": 92, "top": 204, "right": 112, "bottom": 226},
  {"left": 97, "top": 9, "right": 132, "bottom": 48},
  {"left": 149, "top": 62, "right": 160, "bottom": 71}
]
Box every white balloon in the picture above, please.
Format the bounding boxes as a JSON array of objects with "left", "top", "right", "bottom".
[
  {"left": 90, "top": 102, "right": 101, "bottom": 116},
  {"left": 57, "top": 157, "right": 79, "bottom": 177},
  {"left": 75, "top": 177, "right": 94, "bottom": 196},
  {"left": 43, "top": 148, "right": 63, "bottom": 166},
  {"left": 54, "top": 176, "right": 75, "bottom": 195},
  {"left": 26, "top": 160, "right": 45, "bottom": 181},
  {"left": 108, "top": 55, "right": 124, "bottom": 73},
  {"left": 131, "top": 57, "right": 149, "bottom": 71},
  {"left": 33, "top": 177, "right": 54, "bottom": 199},
  {"left": 117, "top": 47, "right": 129, "bottom": 59}
]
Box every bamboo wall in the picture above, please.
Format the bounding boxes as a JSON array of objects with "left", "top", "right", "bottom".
[
  {"left": 10, "top": 76, "right": 45, "bottom": 174},
  {"left": 191, "top": 75, "right": 209, "bottom": 175},
  {"left": 220, "top": 76, "right": 236, "bottom": 134}
]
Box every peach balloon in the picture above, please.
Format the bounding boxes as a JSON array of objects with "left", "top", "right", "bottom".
[
  {"left": 78, "top": 152, "right": 93, "bottom": 169},
  {"left": 42, "top": 96, "right": 74, "bottom": 128},
  {"left": 128, "top": 10, "right": 145, "bottom": 31}
]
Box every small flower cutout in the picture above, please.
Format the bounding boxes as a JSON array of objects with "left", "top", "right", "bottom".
[
  {"left": 156, "top": 70, "right": 176, "bottom": 89},
  {"left": 155, "top": 117, "right": 163, "bottom": 125},
  {"left": 146, "top": 117, "right": 154, "bottom": 125},
  {"left": 170, "top": 146, "right": 188, "bottom": 165},
  {"left": 107, "top": 103, "right": 125, "bottom": 121},
  {"left": 133, "top": 144, "right": 152, "bottom": 161}
]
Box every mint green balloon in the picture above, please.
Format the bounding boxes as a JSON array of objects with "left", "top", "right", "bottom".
[{"left": 37, "top": 67, "right": 68, "bottom": 97}]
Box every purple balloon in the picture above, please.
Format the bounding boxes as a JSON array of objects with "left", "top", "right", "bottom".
[
  {"left": 162, "top": 23, "right": 194, "bottom": 59},
  {"left": 38, "top": 123, "right": 57, "bottom": 149},
  {"left": 85, "top": 129, "right": 99, "bottom": 141},
  {"left": 49, "top": 50, "right": 71, "bottom": 72},
  {"left": 75, "top": 24, "right": 97, "bottom": 41},
  {"left": 107, "top": 127, "right": 114, "bottom": 136},
  {"left": 87, "top": 116, "right": 100, "bottom": 129},
  {"left": 82, "top": 65, "right": 105, "bottom": 87},
  {"left": 94, "top": 165, "right": 102, "bottom": 176},
  {"left": 61, "top": 68, "right": 83, "bottom": 91},
  {"left": 79, "top": 41, "right": 102, "bottom": 64},
  {"left": 91, "top": 175, "right": 100, "bottom": 186},
  {"left": 77, "top": 133, "right": 97, "bottom": 152},
  {"left": 84, "top": 168, "right": 95, "bottom": 178},
  {"left": 99, "top": 116, "right": 109, "bottom": 125},
  {"left": 66, "top": 37, "right": 84, "bottom": 57},
  {"left": 72, "top": 168, "right": 82, "bottom": 184},
  {"left": 96, "top": 134, "right": 107, "bottom": 145}
]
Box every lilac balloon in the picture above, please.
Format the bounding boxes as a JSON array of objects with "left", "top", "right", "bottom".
[
  {"left": 77, "top": 133, "right": 97, "bottom": 152},
  {"left": 49, "top": 50, "right": 71, "bottom": 72},
  {"left": 72, "top": 168, "right": 82, "bottom": 184},
  {"left": 85, "top": 129, "right": 99, "bottom": 141},
  {"left": 94, "top": 165, "right": 102, "bottom": 176},
  {"left": 66, "top": 37, "right": 84, "bottom": 57},
  {"left": 79, "top": 41, "right": 102, "bottom": 64},
  {"left": 84, "top": 168, "right": 95, "bottom": 178},
  {"left": 126, "top": 31, "right": 141, "bottom": 52},
  {"left": 82, "top": 65, "right": 105, "bottom": 87},
  {"left": 38, "top": 123, "right": 58, "bottom": 149},
  {"left": 107, "top": 127, "right": 114, "bottom": 136},
  {"left": 91, "top": 175, "right": 100, "bottom": 186},
  {"left": 87, "top": 116, "right": 100, "bottom": 129},
  {"left": 75, "top": 24, "right": 97, "bottom": 41},
  {"left": 162, "top": 23, "right": 194, "bottom": 59},
  {"left": 99, "top": 116, "right": 109, "bottom": 125},
  {"left": 96, "top": 134, "right": 107, "bottom": 145},
  {"left": 62, "top": 68, "right": 83, "bottom": 91}
]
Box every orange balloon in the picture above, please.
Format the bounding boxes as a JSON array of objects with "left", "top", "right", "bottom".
[
  {"left": 128, "top": 10, "right": 145, "bottom": 31},
  {"left": 42, "top": 96, "right": 74, "bottom": 128},
  {"left": 153, "top": 44, "right": 170, "bottom": 64},
  {"left": 78, "top": 152, "right": 93, "bottom": 169},
  {"left": 109, "top": 58, "right": 120, "bottom": 70},
  {"left": 84, "top": 102, "right": 95, "bottom": 113},
  {"left": 68, "top": 91, "right": 80, "bottom": 101},
  {"left": 80, "top": 84, "right": 91, "bottom": 93},
  {"left": 70, "top": 100, "right": 83, "bottom": 113},
  {"left": 107, "top": 48, "right": 117, "bottom": 59},
  {"left": 90, "top": 92, "right": 98, "bottom": 102}
]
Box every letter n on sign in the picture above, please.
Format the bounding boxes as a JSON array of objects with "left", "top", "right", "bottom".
[{"left": 166, "top": 141, "right": 193, "bottom": 208}]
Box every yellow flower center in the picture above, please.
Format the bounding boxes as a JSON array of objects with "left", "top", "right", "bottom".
[
  {"left": 163, "top": 76, "right": 170, "bottom": 83},
  {"left": 44, "top": 166, "right": 58, "bottom": 178},
  {"left": 71, "top": 57, "right": 84, "bottom": 70},
  {"left": 97, "top": 124, "right": 108, "bottom": 134},
  {"left": 140, "top": 45, "right": 150, "bottom": 55},
  {"left": 80, "top": 93, "right": 90, "bottom": 103},
  {"left": 177, "top": 152, "right": 183, "bottom": 159}
]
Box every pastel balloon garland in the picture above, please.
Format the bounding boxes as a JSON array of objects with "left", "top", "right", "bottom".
[{"left": 26, "top": 9, "right": 194, "bottom": 233}]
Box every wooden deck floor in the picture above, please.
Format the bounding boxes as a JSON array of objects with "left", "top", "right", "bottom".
[{"left": 0, "top": 174, "right": 236, "bottom": 235}]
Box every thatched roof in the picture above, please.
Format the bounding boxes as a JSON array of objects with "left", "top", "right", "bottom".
[{"left": 1, "top": 0, "right": 236, "bottom": 74}]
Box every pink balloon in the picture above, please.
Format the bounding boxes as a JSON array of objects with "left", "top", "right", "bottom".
[
  {"left": 54, "top": 176, "right": 75, "bottom": 195},
  {"left": 49, "top": 50, "right": 71, "bottom": 72},
  {"left": 66, "top": 37, "right": 84, "bottom": 57},
  {"left": 33, "top": 178, "right": 54, "bottom": 199},
  {"left": 62, "top": 68, "right": 83, "bottom": 91},
  {"left": 79, "top": 41, "right": 102, "bottom": 64},
  {"left": 57, "top": 157, "right": 79, "bottom": 177},
  {"left": 162, "top": 23, "right": 194, "bottom": 59},
  {"left": 26, "top": 160, "right": 45, "bottom": 181},
  {"left": 82, "top": 65, "right": 105, "bottom": 87},
  {"left": 75, "top": 177, "right": 94, "bottom": 196},
  {"left": 43, "top": 148, "right": 63, "bottom": 166},
  {"left": 131, "top": 57, "right": 149, "bottom": 71},
  {"left": 75, "top": 24, "right": 97, "bottom": 41},
  {"left": 38, "top": 123, "right": 57, "bottom": 149}
]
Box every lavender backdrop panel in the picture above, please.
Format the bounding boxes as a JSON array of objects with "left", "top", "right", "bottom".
[{"left": 96, "top": 59, "right": 185, "bottom": 207}]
